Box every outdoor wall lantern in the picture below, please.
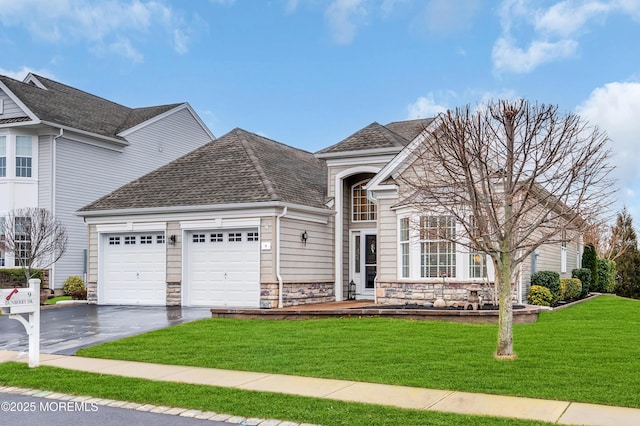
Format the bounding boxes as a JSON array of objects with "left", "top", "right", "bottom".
[
  {"left": 348, "top": 280, "right": 356, "bottom": 300},
  {"left": 169, "top": 235, "right": 176, "bottom": 245},
  {"left": 301, "top": 230, "right": 308, "bottom": 245}
]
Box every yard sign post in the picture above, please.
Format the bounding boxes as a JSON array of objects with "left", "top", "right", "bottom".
[{"left": 1, "top": 279, "right": 41, "bottom": 367}]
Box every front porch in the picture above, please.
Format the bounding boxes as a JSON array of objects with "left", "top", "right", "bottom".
[{"left": 209, "top": 300, "right": 541, "bottom": 323}]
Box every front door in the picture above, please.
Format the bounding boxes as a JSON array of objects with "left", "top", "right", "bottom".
[{"left": 351, "top": 230, "right": 376, "bottom": 299}]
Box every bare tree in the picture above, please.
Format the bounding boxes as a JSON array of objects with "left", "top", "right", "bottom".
[
  {"left": 0, "top": 207, "right": 68, "bottom": 282},
  {"left": 401, "top": 99, "right": 615, "bottom": 358},
  {"left": 586, "top": 206, "right": 637, "bottom": 261}
]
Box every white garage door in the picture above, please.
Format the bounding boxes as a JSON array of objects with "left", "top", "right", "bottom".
[
  {"left": 102, "top": 233, "right": 166, "bottom": 305},
  {"left": 187, "top": 229, "right": 260, "bottom": 307}
]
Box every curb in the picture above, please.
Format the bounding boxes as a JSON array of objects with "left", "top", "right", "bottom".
[{"left": 0, "top": 385, "right": 320, "bottom": 426}]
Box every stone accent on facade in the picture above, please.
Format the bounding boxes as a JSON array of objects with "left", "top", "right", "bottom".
[
  {"left": 260, "top": 282, "right": 335, "bottom": 308},
  {"left": 87, "top": 281, "right": 98, "bottom": 304},
  {"left": 166, "top": 282, "right": 181, "bottom": 306},
  {"left": 376, "top": 281, "right": 496, "bottom": 306}
]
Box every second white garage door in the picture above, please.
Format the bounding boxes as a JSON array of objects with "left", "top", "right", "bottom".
[{"left": 186, "top": 229, "right": 260, "bottom": 307}]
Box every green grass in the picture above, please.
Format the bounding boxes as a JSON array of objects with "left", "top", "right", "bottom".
[
  {"left": 0, "top": 363, "right": 551, "bottom": 426},
  {"left": 76, "top": 295, "right": 640, "bottom": 408},
  {"left": 44, "top": 296, "right": 71, "bottom": 305}
]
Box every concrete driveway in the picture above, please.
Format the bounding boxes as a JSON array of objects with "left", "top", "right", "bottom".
[{"left": 0, "top": 304, "right": 212, "bottom": 355}]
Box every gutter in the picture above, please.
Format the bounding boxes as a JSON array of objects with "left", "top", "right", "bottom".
[
  {"left": 276, "top": 207, "right": 288, "bottom": 308},
  {"left": 49, "top": 128, "right": 64, "bottom": 290}
]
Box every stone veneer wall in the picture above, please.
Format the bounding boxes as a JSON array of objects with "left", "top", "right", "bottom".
[
  {"left": 377, "top": 281, "right": 496, "bottom": 305},
  {"left": 87, "top": 281, "right": 97, "bottom": 303},
  {"left": 166, "top": 282, "right": 181, "bottom": 306},
  {"left": 260, "top": 282, "right": 335, "bottom": 308}
]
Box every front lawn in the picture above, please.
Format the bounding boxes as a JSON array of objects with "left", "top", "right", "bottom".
[
  {"left": 0, "top": 363, "right": 550, "bottom": 426},
  {"left": 76, "top": 295, "right": 640, "bottom": 408}
]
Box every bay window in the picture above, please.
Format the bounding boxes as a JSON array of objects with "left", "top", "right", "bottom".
[
  {"left": 0, "top": 135, "right": 6, "bottom": 177},
  {"left": 398, "top": 214, "right": 492, "bottom": 281},
  {"left": 400, "top": 217, "right": 410, "bottom": 278},
  {"left": 16, "top": 136, "right": 32, "bottom": 177},
  {"left": 420, "top": 216, "right": 456, "bottom": 278}
]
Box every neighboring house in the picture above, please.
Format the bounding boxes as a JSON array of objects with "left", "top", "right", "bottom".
[
  {"left": 0, "top": 73, "right": 214, "bottom": 291},
  {"left": 77, "top": 118, "right": 581, "bottom": 307}
]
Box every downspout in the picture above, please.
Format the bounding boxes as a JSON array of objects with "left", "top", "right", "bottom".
[
  {"left": 276, "top": 206, "right": 288, "bottom": 308},
  {"left": 51, "top": 129, "right": 63, "bottom": 290}
]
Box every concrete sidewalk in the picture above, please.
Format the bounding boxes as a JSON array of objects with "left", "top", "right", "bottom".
[{"left": 1, "top": 350, "right": 638, "bottom": 425}]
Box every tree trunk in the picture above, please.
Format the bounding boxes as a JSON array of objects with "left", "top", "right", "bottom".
[{"left": 495, "top": 254, "right": 514, "bottom": 358}]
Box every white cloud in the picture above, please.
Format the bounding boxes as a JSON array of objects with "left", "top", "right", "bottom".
[
  {"left": 0, "top": 66, "right": 55, "bottom": 81},
  {"left": 576, "top": 81, "right": 640, "bottom": 214},
  {"left": 109, "top": 38, "right": 144, "bottom": 63},
  {"left": 325, "top": 0, "right": 369, "bottom": 44},
  {"left": 492, "top": 36, "right": 578, "bottom": 74},
  {"left": 0, "top": 0, "right": 194, "bottom": 61},
  {"left": 406, "top": 95, "right": 448, "bottom": 119},
  {"left": 493, "top": 0, "right": 640, "bottom": 74}
]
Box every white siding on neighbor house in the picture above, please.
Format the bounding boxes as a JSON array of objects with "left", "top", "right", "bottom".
[
  {"left": 280, "top": 217, "right": 333, "bottom": 282},
  {"left": 0, "top": 90, "right": 27, "bottom": 119},
  {"left": 51, "top": 109, "right": 212, "bottom": 289},
  {"left": 37, "top": 135, "right": 52, "bottom": 211}
]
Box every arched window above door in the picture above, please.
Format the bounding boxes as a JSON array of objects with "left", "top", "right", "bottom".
[{"left": 352, "top": 180, "right": 376, "bottom": 221}]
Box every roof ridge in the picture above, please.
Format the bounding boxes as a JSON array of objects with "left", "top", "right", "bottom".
[
  {"left": 234, "top": 129, "right": 279, "bottom": 200},
  {"left": 27, "top": 74, "right": 132, "bottom": 110}
]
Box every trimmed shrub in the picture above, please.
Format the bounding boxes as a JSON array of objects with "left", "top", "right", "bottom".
[
  {"left": 582, "top": 243, "right": 599, "bottom": 293},
  {"left": 531, "top": 271, "right": 561, "bottom": 305},
  {"left": 560, "top": 278, "right": 582, "bottom": 301},
  {"left": 572, "top": 268, "right": 591, "bottom": 297},
  {"left": 595, "top": 259, "right": 616, "bottom": 293},
  {"left": 63, "top": 276, "right": 85, "bottom": 296},
  {"left": 71, "top": 289, "right": 88, "bottom": 300},
  {"left": 528, "top": 285, "right": 553, "bottom": 306}
]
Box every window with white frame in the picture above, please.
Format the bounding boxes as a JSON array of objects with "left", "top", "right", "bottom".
[
  {"left": 400, "top": 217, "right": 410, "bottom": 278},
  {"left": 14, "top": 216, "right": 31, "bottom": 267},
  {"left": 15, "top": 136, "right": 32, "bottom": 178},
  {"left": 561, "top": 230, "right": 567, "bottom": 273},
  {"left": 352, "top": 180, "right": 376, "bottom": 221},
  {"left": 0, "top": 136, "right": 6, "bottom": 177},
  {"left": 0, "top": 217, "right": 5, "bottom": 266},
  {"left": 468, "top": 216, "right": 487, "bottom": 278},
  {"left": 420, "top": 216, "right": 456, "bottom": 278}
]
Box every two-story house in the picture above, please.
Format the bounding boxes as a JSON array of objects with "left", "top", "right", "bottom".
[{"left": 0, "top": 73, "right": 214, "bottom": 291}]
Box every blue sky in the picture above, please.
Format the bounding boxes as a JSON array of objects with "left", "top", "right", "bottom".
[{"left": 1, "top": 0, "right": 639, "bottom": 221}]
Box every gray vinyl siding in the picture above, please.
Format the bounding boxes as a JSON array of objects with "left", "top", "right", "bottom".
[
  {"left": 87, "top": 224, "right": 98, "bottom": 283},
  {"left": 0, "top": 89, "right": 26, "bottom": 118},
  {"left": 51, "top": 108, "right": 212, "bottom": 288},
  {"left": 377, "top": 197, "right": 398, "bottom": 281},
  {"left": 260, "top": 217, "right": 275, "bottom": 282},
  {"left": 280, "top": 217, "right": 333, "bottom": 282},
  {"left": 166, "top": 222, "right": 181, "bottom": 282},
  {"left": 37, "top": 135, "right": 52, "bottom": 210}
]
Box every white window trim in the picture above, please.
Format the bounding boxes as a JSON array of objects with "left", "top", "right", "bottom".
[
  {"left": 396, "top": 213, "right": 494, "bottom": 282},
  {"left": 351, "top": 179, "right": 377, "bottom": 222}
]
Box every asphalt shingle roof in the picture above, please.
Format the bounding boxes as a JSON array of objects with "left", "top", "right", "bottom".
[
  {"left": 315, "top": 118, "right": 433, "bottom": 155},
  {"left": 0, "top": 74, "right": 181, "bottom": 139},
  {"left": 80, "top": 128, "right": 328, "bottom": 212}
]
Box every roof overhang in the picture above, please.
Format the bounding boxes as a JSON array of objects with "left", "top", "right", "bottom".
[
  {"left": 77, "top": 201, "right": 335, "bottom": 222},
  {"left": 315, "top": 146, "right": 402, "bottom": 159}
]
